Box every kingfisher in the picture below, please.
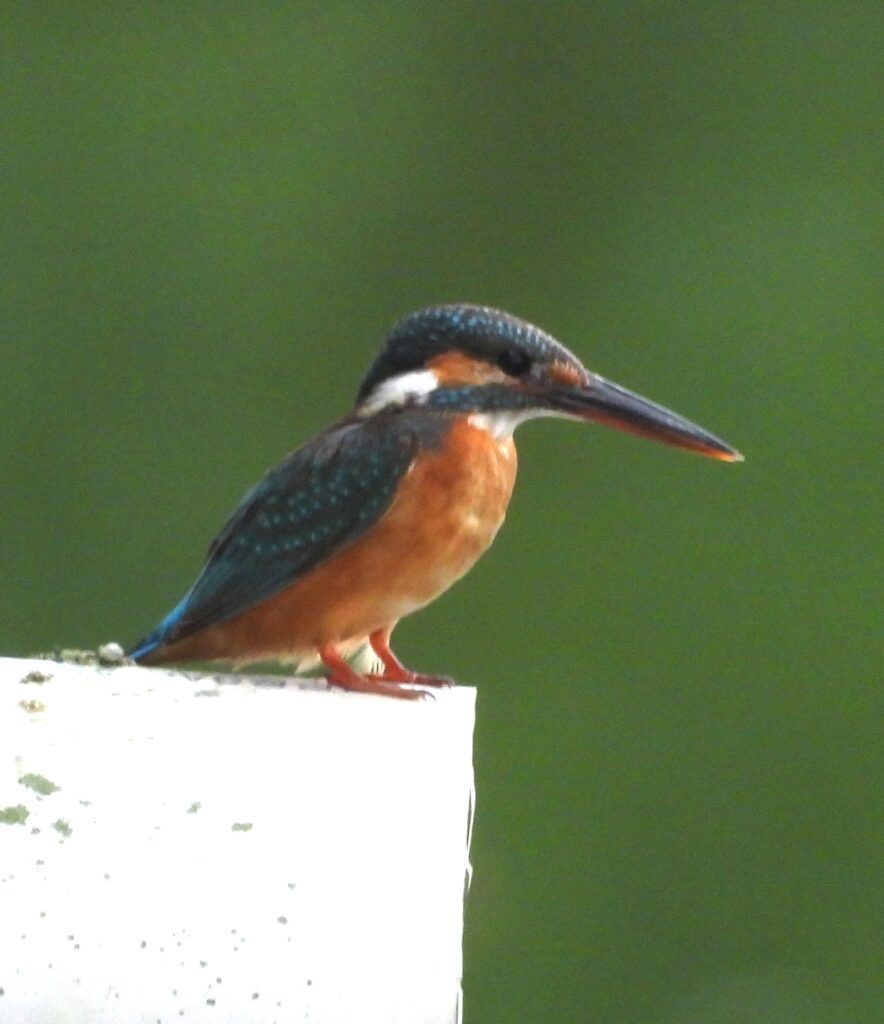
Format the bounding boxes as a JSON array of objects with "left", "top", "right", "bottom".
[{"left": 129, "top": 304, "right": 742, "bottom": 698}]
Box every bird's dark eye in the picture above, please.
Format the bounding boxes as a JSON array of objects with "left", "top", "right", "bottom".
[{"left": 497, "top": 349, "right": 533, "bottom": 377}]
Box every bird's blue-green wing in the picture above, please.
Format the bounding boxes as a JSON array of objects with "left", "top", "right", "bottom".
[{"left": 130, "top": 415, "right": 432, "bottom": 658}]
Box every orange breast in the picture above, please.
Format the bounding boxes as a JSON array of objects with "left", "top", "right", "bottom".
[{"left": 169, "top": 417, "right": 518, "bottom": 662}]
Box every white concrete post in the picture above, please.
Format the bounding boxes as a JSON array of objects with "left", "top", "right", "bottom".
[{"left": 0, "top": 655, "right": 476, "bottom": 1024}]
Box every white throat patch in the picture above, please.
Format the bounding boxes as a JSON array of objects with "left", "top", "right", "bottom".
[
  {"left": 358, "top": 369, "right": 439, "bottom": 415},
  {"left": 467, "top": 408, "right": 558, "bottom": 440}
]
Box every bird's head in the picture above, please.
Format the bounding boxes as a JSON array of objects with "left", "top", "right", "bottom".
[{"left": 356, "top": 304, "right": 742, "bottom": 461}]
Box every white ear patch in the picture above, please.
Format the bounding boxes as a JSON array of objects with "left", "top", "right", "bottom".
[{"left": 358, "top": 369, "right": 440, "bottom": 415}]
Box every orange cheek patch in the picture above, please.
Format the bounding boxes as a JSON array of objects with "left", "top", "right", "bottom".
[
  {"left": 427, "top": 351, "right": 508, "bottom": 386},
  {"left": 548, "top": 359, "right": 588, "bottom": 388}
]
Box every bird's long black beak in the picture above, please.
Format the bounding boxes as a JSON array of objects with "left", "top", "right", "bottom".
[{"left": 547, "top": 374, "right": 743, "bottom": 462}]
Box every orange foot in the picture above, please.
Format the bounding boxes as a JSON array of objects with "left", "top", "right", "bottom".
[
  {"left": 318, "top": 644, "right": 428, "bottom": 701},
  {"left": 368, "top": 627, "right": 454, "bottom": 688}
]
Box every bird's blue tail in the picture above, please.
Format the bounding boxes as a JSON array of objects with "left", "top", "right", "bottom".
[{"left": 128, "top": 595, "right": 190, "bottom": 662}]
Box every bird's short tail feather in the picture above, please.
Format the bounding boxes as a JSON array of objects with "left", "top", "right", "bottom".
[
  {"left": 127, "top": 595, "right": 190, "bottom": 663},
  {"left": 127, "top": 630, "right": 163, "bottom": 663}
]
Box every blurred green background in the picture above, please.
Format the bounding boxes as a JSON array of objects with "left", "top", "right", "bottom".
[{"left": 2, "top": 3, "right": 881, "bottom": 1021}]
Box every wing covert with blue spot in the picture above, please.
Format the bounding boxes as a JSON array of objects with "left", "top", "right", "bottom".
[{"left": 141, "top": 411, "right": 448, "bottom": 651}]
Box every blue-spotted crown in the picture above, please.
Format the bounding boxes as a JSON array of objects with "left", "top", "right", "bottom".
[{"left": 356, "top": 304, "right": 585, "bottom": 403}]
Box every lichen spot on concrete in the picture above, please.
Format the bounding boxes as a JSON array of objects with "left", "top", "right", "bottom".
[
  {"left": 21, "top": 668, "right": 52, "bottom": 683},
  {"left": 0, "top": 805, "right": 30, "bottom": 825},
  {"left": 19, "top": 773, "right": 59, "bottom": 796}
]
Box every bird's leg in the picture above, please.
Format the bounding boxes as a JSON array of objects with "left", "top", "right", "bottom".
[
  {"left": 368, "top": 627, "right": 453, "bottom": 687},
  {"left": 318, "top": 643, "right": 426, "bottom": 701}
]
